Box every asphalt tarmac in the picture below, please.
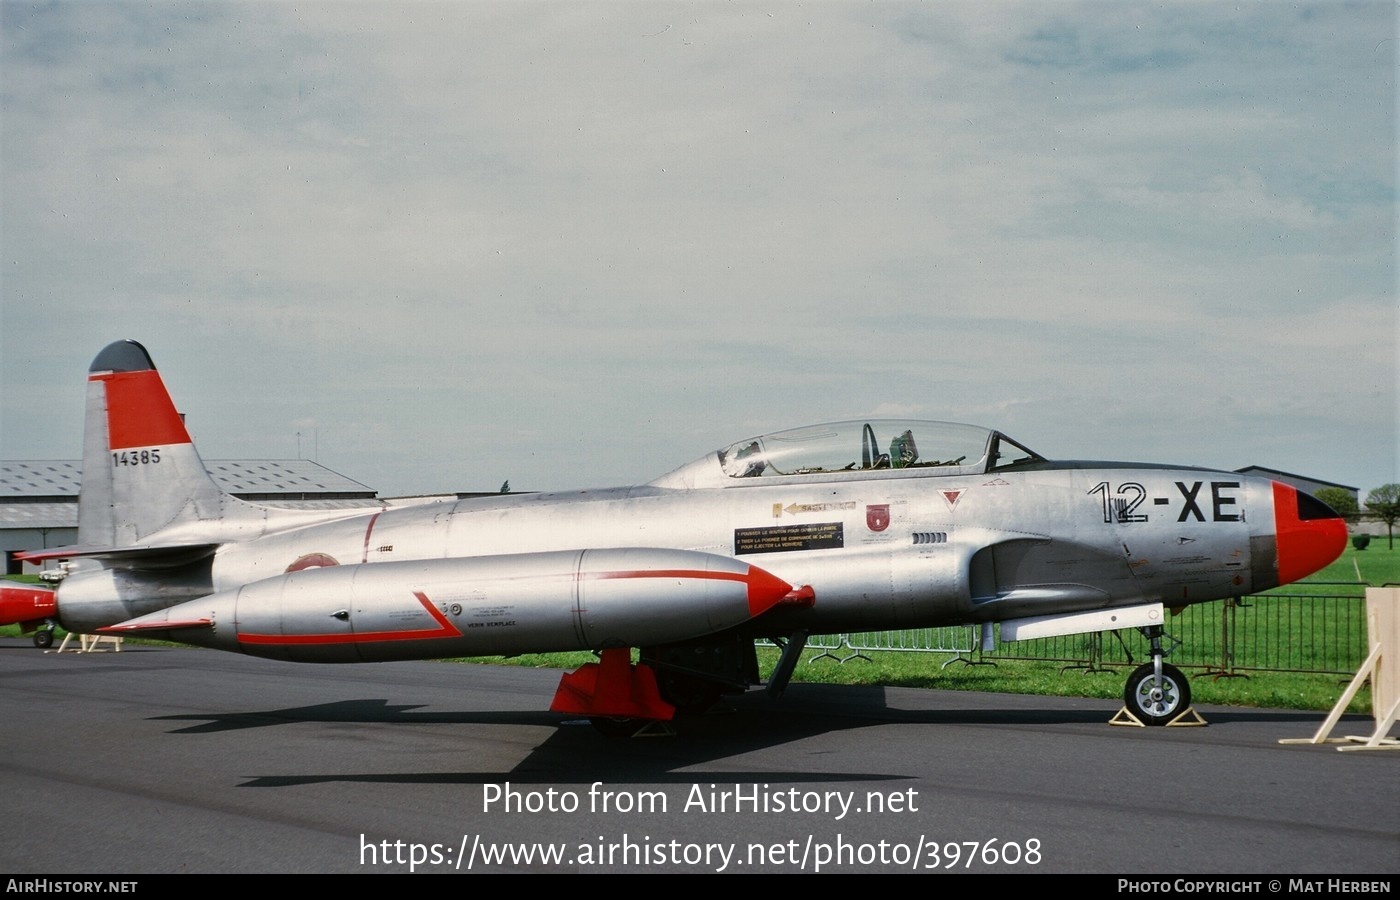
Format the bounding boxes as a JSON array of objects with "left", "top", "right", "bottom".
[{"left": 2, "top": 638, "right": 1396, "bottom": 875}]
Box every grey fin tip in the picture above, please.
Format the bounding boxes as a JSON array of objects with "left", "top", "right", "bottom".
[{"left": 89, "top": 340, "right": 155, "bottom": 374}]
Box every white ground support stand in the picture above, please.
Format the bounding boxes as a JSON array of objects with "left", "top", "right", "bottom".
[
  {"left": 1280, "top": 587, "right": 1399, "bottom": 752},
  {"left": 45, "top": 632, "right": 124, "bottom": 654}
]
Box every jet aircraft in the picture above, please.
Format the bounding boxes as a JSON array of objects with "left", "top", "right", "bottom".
[
  {"left": 0, "top": 581, "right": 57, "bottom": 647},
  {"left": 22, "top": 340, "right": 1348, "bottom": 731}
]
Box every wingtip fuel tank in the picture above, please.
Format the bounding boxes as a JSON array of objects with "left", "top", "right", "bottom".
[{"left": 102, "top": 548, "right": 795, "bottom": 662}]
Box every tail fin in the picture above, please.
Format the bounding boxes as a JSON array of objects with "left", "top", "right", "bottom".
[
  {"left": 20, "top": 340, "right": 377, "bottom": 569},
  {"left": 79, "top": 340, "right": 231, "bottom": 547}
]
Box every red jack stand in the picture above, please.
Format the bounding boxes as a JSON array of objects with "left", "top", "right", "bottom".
[{"left": 550, "top": 647, "right": 675, "bottom": 721}]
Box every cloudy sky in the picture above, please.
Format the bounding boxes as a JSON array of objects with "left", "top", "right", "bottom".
[{"left": 2, "top": 1, "right": 1394, "bottom": 498}]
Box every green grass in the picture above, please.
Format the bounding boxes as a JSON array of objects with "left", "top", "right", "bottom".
[{"left": 1316, "top": 539, "right": 1400, "bottom": 586}]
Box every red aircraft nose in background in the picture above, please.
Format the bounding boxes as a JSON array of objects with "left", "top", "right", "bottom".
[{"left": 0, "top": 582, "right": 57, "bottom": 630}]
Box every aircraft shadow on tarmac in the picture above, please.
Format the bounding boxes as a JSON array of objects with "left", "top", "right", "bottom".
[
  {"left": 149, "top": 682, "right": 1108, "bottom": 737},
  {"left": 143, "top": 681, "right": 1354, "bottom": 789}
]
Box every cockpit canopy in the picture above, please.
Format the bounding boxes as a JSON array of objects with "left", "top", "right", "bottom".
[{"left": 649, "top": 420, "right": 1043, "bottom": 489}]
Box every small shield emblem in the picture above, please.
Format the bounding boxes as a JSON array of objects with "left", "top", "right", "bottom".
[{"left": 866, "top": 504, "right": 890, "bottom": 532}]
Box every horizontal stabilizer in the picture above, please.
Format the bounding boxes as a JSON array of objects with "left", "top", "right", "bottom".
[{"left": 18, "top": 542, "right": 219, "bottom": 565}]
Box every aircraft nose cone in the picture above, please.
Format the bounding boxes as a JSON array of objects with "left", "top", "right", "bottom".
[{"left": 1273, "top": 482, "right": 1348, "bottom": 585}]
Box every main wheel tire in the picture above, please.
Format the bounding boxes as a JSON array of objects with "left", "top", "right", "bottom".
[
  {"left": 1124, "top": 662, "right": 1190, "bottom": 726},
  {"left": 33, "top": 629, "right": 54, "bottom": 649},
  {"left": 655, "top": 671, "right": 723, "bottom": 716},
  {"left": 589, "top": 717, "right": 647, "bottom": 738}
]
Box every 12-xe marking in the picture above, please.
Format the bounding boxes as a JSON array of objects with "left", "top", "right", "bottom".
[{"left": 1089, "top": 480, "right": 1243, "bottom": 524}]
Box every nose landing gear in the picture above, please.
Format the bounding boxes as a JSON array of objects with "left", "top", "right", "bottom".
[{"left": 1113, "top": 625, "right": 1205, "bottom": 727}]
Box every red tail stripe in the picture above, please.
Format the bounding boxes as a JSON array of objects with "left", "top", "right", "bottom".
[{"left": 94, "top": 370, "right": 191, "bottom": 450}]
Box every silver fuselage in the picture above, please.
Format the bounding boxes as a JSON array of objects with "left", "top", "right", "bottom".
[{"left": 195, "top": 460, "right": 1276, "bottom": 640}]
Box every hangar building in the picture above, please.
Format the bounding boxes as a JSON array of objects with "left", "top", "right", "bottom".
[{"left": 1, "top": 460, "right": 380, "bottom": 575}]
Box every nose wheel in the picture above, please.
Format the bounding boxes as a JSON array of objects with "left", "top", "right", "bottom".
[
  {"left": 1124, "top": 661, "right": 1190, "bottom": 725},
  {"left": 1113, "top": 625, "right": 1204, "bottom": 726}
]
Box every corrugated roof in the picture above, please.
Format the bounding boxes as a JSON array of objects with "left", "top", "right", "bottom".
[
  {"left": 200, "top": 460, "right": 373, "bottom": 494},
  {"left": 1, "top": 460, "right": 373, "bottom": 498},
  {"left": 0, "top": 462, "right": 83, "bottom": 496}
]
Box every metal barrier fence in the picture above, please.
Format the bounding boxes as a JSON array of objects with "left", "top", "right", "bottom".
[
  {"left": 807, "top": 626, "right": 977, "bottom": 667},
  {"left": 795, "top": 582, "right": 1370, "bottom": 678}
]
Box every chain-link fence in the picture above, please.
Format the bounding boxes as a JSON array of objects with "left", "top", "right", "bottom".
[{"left": 792, "top": 583, "right": 1369, "bottom": 677}]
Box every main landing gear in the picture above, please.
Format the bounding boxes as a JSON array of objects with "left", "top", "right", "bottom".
[
  {"left": 550, "top": 647, "right": 677, "bottom": 737},
  {"left": 1115, "top": 625, "right": 1201, "bottom": 727},
  {"left": 554, "top": 636, "right": 766, "bottom": 737},
  {"left": 32, "top": 624, "right": 56, "bottom": 649}
]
